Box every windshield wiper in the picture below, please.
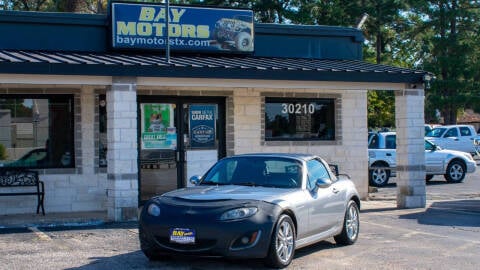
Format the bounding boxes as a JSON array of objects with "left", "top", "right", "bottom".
[
  {"left": 233, "top": 181, "right": 257, "bottom": 187},
  {"left": 200, "top": 181, "right": 226, "bottom": 186}
]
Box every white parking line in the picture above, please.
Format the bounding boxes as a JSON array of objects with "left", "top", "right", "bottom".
[
  {"left": 28, "top": 227, "right": 51, "bottom": 241},
  {"left": 363, "top": 220, "right": 480, "bottom": 244}
]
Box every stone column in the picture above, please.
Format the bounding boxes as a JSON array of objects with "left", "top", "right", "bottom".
[
  {"left": 106, "top": 77, "right": 139, "bottom": 221},
  {"left": 80, "top": 86, "right": 95, "bottom": 175},
  {"left": 395, "top": 88, "right": 426, "bottom": 208}
]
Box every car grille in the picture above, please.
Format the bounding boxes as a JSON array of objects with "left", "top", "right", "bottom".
[{"left": 155, "top": 236, "right": 217, "bottom": 252}]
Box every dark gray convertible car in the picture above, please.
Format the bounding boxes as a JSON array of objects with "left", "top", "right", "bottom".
[{"left": 139, "top": 153, "right": 360, "bottom": 268}]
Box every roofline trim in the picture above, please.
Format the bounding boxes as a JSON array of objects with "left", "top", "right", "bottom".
[{"left": 0, "top": 61, "right": 426, "bottom": 84}]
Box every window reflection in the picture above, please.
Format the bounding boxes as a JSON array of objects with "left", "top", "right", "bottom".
[
  {"left": 265, "top": 98, "right": 335, "bottom": 141},
  {"left": 0, "top": 96, "right": 74, "bottom": 169}
]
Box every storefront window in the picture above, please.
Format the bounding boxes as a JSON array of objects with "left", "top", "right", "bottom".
[
  {"left": 0, "top": 96, "right": 74, "bottom": 169},
  {"left": 265, "top": 98, "right": 335, "bottom": 141}
]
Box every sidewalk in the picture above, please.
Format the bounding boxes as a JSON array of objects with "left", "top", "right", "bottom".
[
  {"left": 0, "top": 210, "right": 109, "bottom": 229},
  {"left": 1, "top": 196, "right": 478, "bottom": 229}
]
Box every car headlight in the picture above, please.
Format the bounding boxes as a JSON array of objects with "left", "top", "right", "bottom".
[
  {"left": 463, "top": 153, "right": 474, "bottom": 161},
  {"left": 147, "top": 203, "right": 161, "bottom": 217},
  {"left": 220, "top": 207, "right": 258, "bottom": 221}
]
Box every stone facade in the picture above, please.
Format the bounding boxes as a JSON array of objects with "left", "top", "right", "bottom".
[
  {"left": 1, "top": 76, "right": 418, "bottom": 220},
  {"left": 395, "top": 89, "right": 426, "bottom": 208},
  {"left": 106, "top": 77, "right": 139, "bottom": 221}
]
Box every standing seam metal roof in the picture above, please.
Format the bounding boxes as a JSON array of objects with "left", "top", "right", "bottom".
[{"left": 0, "top": 50, "right": 428, "bottom": 83}]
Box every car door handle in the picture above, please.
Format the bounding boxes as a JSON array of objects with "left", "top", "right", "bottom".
[
  {"left": 386, "top": 153, "right": 392, "bottom": 156},
  {"left": 332, "top": 188, "right": 340, "bottom": 194}
]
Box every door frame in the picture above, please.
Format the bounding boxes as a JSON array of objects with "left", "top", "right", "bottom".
[{"left": 136, "top": 95, "right": 226, "bottom": 205}]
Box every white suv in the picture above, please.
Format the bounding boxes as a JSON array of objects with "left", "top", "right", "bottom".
[{"left": 368, "top": 132, "right": 476, "bottom": 187}]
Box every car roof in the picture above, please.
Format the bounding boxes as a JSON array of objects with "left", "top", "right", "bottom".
[
  {"left": 230, "top": 153, "right": 317, "bottom": 162},
  {"left": 375, "top": 131, "right": 396, "bottom": 136},
  {"left": 435, "top": 124, "right": 472, "bottom": 128}
]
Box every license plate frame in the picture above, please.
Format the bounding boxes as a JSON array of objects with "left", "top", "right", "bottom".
[{"left": 169, "top": 228, "right": 196, "bottom": 244}]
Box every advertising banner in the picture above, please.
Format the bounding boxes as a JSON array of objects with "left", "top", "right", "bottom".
[
  {"left": 111, "top": 2, "right": 254, "bottom": 53},
  {"left": 141, "top": 103, "right": 176, "bottom": 149},
  {"left": 189, "top": 105, "right": 216, "bottom": 148}
]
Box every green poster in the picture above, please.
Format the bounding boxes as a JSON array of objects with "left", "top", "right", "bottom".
[{"left": 141, "top": 104, "right": 176, "bottom": 149}]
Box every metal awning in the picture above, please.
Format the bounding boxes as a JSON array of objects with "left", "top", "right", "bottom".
[{"left": 0, "top": 50, "right": 428, "bottom": 84}]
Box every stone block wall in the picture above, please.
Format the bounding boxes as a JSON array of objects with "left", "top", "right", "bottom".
[{"left": 232, "top": 87, "right": 369, "bottom": 198}]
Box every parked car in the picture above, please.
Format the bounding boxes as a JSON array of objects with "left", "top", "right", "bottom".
[
  {"left": 424, "top": 124, "right": 442, "bottom": 135},
  {"left": 425, "top": 124, "right": 432, "bottom": 135},
  {"left": 425, "top": 124, "right": 480, "bottom": 155},
  {"left": 0, "top": 148, "right": 47, "bottom": 168},
  {"left": 139, "top": 153, "right": 360, "bottom": 268},
  {"left": 368, "top": 132, "right": 477, "bottom": 187}
]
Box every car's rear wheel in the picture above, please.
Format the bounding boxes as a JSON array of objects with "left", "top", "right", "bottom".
[
  {"left": 334, "top": 200, "right": 360, "bottom": 245},
  {"left": 444, "top": 160, "right": 466, "bottom": 183},
  {"left": 369, "top": 163, "right": 390, "bottom": 187},
  {"left": 235, "top": 31, "right": 252, "bottom": 51},
  {"left": 426, "top": 175, "right": 434, "bottom": 182},
  {"left": 265, "top": 214, "right": 295, "bottom": 269}
]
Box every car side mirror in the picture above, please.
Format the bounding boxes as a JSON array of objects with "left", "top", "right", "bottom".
[
  {"left": 328, "top": 164, "right": 339, "bottom": 176},
  {"left": 189, "top": 175, "right": 202, "bottom": 186},
  {"left": 313, "top": 178, "right": 332, "bottom": 192}
]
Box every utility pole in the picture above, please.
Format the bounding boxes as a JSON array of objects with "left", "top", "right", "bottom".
[{"left": 165, "top": 0, "right": 171, "bottom": 64}]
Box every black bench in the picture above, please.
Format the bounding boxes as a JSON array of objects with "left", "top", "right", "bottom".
[{"left": 0, "top": 169, "right": 45, "bottom": 215}]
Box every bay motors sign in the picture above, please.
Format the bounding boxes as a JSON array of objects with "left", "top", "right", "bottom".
[{"left": 111, "top": 2, "right": 254, "bottom": 53}]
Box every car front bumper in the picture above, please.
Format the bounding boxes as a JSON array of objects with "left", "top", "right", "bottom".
[
  {"left": 465, "top": 159, "right": 477, "bottom": 174},
  {"left": 139, "top": 198, "right": 282, "bottom": 259}
]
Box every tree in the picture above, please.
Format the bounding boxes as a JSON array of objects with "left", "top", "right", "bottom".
[
  {"left": 411, "top": 0, "right": 480, "bottom": 124},
  {"left": 2, "top": 0, "right": 107, "bottom": 12},
  {"left": 367, "top": 90, "right": 395, "bottom": 129}
]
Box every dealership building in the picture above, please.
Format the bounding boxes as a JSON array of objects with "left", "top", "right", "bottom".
[{"left": 0, "top": 2, "right": 429, "bottom": 221}]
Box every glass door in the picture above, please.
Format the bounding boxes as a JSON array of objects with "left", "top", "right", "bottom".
[
  {"left": 138, "top": 97, "right": 226, "bottom": 203},
  {"left": 183, "top": 103, "right": 220, "bottom": 187},
  {"left": 139, "top": 103, "right": 178, "bottom": 201}
]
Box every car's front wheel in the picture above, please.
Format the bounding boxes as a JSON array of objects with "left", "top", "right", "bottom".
[
  {"left": 140, "top": 228, "right": 166, "bottom": 261},
  {"left": 369, "top": 164, "right": 390, "bottom": 187},
  {"left": 444, "top": 160, "right": 466, "bottom": 183},
  {"left": 334, "top": 200, "right": 360, "bottom": 245},
  {"left": 265, "top": 214, "right": 295, "bottom": 269}
]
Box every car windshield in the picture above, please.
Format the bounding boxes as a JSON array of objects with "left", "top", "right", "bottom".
[
  {"left": 426, "top": 127, "right": 446, "bottom": 137},
  {"left": 201, "top": 156, "right": 302, "bottom": 188}
]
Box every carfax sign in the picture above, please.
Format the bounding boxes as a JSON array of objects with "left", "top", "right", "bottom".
[
  {"left": 189, "top": 104, "right": 216, "bottom": 148},
  {"left": 111, "top": 2, "right": 254, "bottom": 53}
]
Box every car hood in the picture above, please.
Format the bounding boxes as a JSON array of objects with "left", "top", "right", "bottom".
[
  {"left": 161, "top": 185, "right": 297, "bottom": 203},
  {"left": 433, "top": 148, "right": 473, "bottom": 159}
]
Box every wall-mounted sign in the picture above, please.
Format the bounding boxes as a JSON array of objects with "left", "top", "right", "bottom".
[
  {"left": 111, "top": 2, "right": 254, "bottom": 53},
  {"left": 189, "top": 104, "right": 216, "bottom": 148}
]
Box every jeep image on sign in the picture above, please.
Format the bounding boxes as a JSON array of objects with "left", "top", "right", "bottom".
[{"left": 212, "top": 15, "right": 254, "bottom": 52}]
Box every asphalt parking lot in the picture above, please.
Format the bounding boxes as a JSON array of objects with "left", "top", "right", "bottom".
[{"left": 0, "top": 172, "right": 479, "bottom": 270}]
